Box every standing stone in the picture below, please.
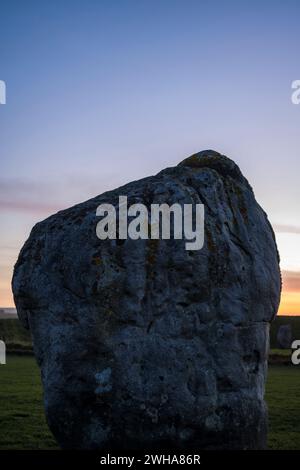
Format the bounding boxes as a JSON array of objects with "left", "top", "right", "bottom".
[
  {"left": 277, "top": 324, "right": 292, "bottom": 349},
  {"left": 12, "top": 150, "right": 281, "bottom": 450}
]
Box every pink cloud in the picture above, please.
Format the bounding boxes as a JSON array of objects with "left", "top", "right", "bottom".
[
  {"left": 282, "top": 270, "right": 300, "bottom": 292},
  {"left": 0, "top": 200, "right": 62, "bottom": 214},
  {"left": 274, "top": 224, "right": 300, "bottom": 234}
]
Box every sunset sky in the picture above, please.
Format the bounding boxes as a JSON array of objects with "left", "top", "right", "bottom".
[{"left": 0, "top": 0, "right": 300, "bottom": 314}]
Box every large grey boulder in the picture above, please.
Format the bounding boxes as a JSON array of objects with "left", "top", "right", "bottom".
[
  {"left": 277, "top": 324, "right": 292, "bottom": 349},
  {"left": 12, "top": 150, "right": 281, "bottom": 450}
]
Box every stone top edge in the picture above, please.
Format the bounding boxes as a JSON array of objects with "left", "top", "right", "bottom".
[{"left": 177, "top": 149, "right": 246, "bottom": 184}]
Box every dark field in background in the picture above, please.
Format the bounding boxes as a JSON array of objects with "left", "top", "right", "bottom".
[{"left": 2, "top": 315, "right": 299, "bottom": 353}]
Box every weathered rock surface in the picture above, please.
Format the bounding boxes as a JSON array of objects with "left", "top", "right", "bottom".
[
  {"left": 13, "top": 150, "right": 281, "bottom": 450},
  {"left": 277, "top": 324, "right": 292, "bottom": 349}
]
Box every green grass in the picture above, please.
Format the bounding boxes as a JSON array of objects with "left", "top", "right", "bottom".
[
  {"left": 269, "top": 348, "right": 292, "bottom": 357},
  {"left": 268, "top": 348, "right": 293, "bottom": 366},
  {"left": 0, "top": 356, "right": 300, "bottom": 449},
  {"left": 266, "top": 365, "right": 300, "bottom": 450},
  {"left": 0, "top": 355, "right": 57, "bottom": 449}
]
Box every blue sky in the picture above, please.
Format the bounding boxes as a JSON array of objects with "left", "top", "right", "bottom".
[{"left": 0, "top": 0, "right": 300, "bottom": 308}]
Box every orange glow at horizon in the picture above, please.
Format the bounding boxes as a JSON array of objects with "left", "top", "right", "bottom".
[
  {"left": 0, "top": 285, "right": 14, "bottom": 308},
  {"left": 278, "top": 291, "right": 300, "bottom": 316},
  {"left": 277, "top": 270, "right": 300, "bottom": 316}
]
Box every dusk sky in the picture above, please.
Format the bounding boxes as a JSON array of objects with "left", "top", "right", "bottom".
[{"left": 0, "top": 0, "right": 300, "bottom": 313}]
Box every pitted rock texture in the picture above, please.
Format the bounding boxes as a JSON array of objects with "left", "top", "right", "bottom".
[{"left": 13, "top": 150, "right": 281, "bottom": 450}]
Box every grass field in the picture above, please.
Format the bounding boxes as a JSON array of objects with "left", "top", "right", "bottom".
[
  {"left": 0, "top": 356, "right": 57, "bottom": 449},
  {"left": 265, "top": 365, "right": 300, "bottom": 450},
  {"left": 0, "top": 356, "right": 300, "bottom": 450}
]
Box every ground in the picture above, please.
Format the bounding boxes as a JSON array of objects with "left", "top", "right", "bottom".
[
  {"left": 0, "top": 355, "right": 56, "bottom": 449},
  {"left": 0, "top": 355, "right": 299, "bottom": 450},
  {"left": 265, "top": 365, "right": 300, "bottom": 450}
]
